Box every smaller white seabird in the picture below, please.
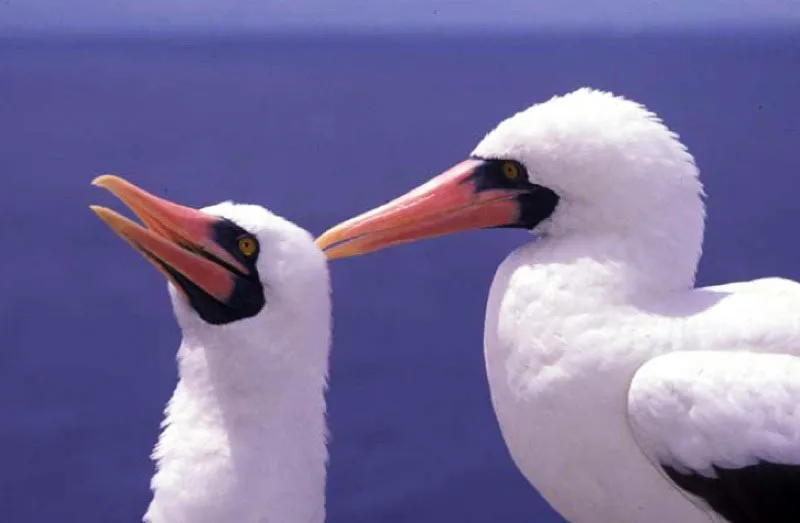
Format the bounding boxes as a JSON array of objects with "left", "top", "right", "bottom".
[
  {"left": 91, "top": 175, "right": 331, "bottom": 523},
  {"left": 316, "top": 88, "right": 800, "bottom": 523}
]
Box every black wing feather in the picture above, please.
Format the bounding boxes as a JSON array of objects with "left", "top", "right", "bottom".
[{"left": 663, "top": 461, "right": 800, "bottom": 523}]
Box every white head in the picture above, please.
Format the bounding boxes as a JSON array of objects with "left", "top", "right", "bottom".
[
  {"left": 472, "top": 88, "right": 704, "bottom": 241},
  {"left": 317, "top": 88, "right": 706, "bottom": 286},
  {"left": 91, "top": 176, "right": 331, "bottom": 523},
  {"left": 167, "top": 201, "right": 330, "bottom": 352}
]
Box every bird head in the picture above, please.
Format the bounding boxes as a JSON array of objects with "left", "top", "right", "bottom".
[
  {"left": 316, "top": 88, "right": 704, "bottom": 259},
  {"left": 91, "top": 175, "right": 328, "bottom": 334}
]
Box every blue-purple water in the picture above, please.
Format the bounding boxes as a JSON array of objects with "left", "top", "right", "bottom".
[{"left": 1, "top": 33, "right": 799, "bottom": 522}]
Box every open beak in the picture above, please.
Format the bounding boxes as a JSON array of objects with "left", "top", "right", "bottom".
[
  {"left": 90, "top": 174, "right": 247, "bottom": 302},
  {"left": 315, "top": 159, "right": 523, "bottom": 260}
]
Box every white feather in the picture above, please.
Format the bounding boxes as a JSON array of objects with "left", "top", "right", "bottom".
[
  {"left": 477, "top": 88, "right": 800, "bottom": 522},
  {"left": 629, "top": 350, "right": 800, "bottom": 477},
  {"left": 143, "top": 203, "right": 331, "bottom": 523}
]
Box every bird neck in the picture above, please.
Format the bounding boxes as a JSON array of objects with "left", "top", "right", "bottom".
[
  {"left": 533, "top": 177, "right": 705, "bottom": 297},
  {"left": 525, "top": 227, "right": 702, "bottom": 300},
  {"left": 144, "top": 323, "right": 330, "bottom": 523}
]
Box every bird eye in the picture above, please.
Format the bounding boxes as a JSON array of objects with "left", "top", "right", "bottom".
[
  {"left": 237, "top": 236, "right": 258, "bottom": 257},
  {"left": 502, "top": 162, "right": 520, "bottom": 181}
]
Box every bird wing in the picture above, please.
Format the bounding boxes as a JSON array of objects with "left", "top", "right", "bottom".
[{"left": 627, "top": 350, "right": 800, "bottom": 523}]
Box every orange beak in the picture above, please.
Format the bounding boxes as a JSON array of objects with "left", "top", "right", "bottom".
[
  {"left": 90, "top": 175, "right": 247, "bottom": 302},
  {"left": 315, "top": 159, "right": 525, "bottom": 260}
]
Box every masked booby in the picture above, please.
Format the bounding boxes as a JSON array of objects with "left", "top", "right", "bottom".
[
  {"left": 316, "top": 88, "right": 800, "bottom": 523},
  {"left": 92, "top": 175, "right": 331, "bottom": 523}
]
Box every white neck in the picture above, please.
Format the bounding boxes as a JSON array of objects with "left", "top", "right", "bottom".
[
  {"left": 526, "top": 225, "right": 702, "bottom": 301},
  {"left": 144, "top": 311, "right": 330, "bottom": 523},
  {"left": 532, "top": 161, "right": 705, "bottom": 297}
]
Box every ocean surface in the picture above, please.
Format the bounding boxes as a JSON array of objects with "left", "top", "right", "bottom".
[{"left": 1, "top": 32, "right": 799, "bottom": 522}]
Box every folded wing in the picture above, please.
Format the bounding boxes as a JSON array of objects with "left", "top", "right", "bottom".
[{"left": 628, "top": 350, "right": 800, "bottom": 523}]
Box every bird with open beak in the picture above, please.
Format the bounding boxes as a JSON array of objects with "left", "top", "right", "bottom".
[
  {"left": 91, "top": 175, "right": 332, "bottom": 523},
  {"left": 90, "top": 175, "right": 265, "bottom": 324}
]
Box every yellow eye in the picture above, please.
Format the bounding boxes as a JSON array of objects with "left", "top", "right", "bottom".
[
  {"left": 502, "top": 162, "right": 520, "bottom": 181},
  {"left": 237, "top": 236, "right": 257, "bottom": 257}
]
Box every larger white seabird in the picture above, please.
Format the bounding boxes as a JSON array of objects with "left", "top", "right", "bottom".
[
  {"left": 91, "top": 175, "right": 331, "bottom": 523},
  {"left": 316, "top": 88, "right": 800, "bottom": 523}
]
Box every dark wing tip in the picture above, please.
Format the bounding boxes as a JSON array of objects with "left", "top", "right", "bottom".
[{"left": 664, "top": 461, "right": 800, "bottom": 523}]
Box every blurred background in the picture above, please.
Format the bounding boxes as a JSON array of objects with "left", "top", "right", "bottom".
[{"left": 1, "top": 1, "right": 798, "bottom": 521}]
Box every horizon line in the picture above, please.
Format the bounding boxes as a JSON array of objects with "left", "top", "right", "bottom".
[{"left": 2, "top": 22, "right": 799, "bottom": 40}]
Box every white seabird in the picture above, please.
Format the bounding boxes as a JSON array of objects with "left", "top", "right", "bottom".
[
  {"left": 91, "top": 175, "right": 331, "bottom": 523},
  {"left": 315, "top": 88, "right": 800, "bottom": 523}
]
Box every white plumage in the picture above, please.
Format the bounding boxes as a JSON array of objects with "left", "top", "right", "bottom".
[
  {"left": 317, "top": 88, "right": 800, "bottom": 522},
  {"left": 479, "top": 90, "right": 800, "bottom": 522},
  {"left": 146, "top": 203, "right": 331, "bottom": 523},
  {"left": 629, "top": 349, "right": 800, "bottom": 475},
  {"left": 92, "top": 180, "right": 331, "bottom": 523}
]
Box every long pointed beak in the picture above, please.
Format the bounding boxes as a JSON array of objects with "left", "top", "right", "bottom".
[
  {"left": 315, "top": 159, "right": 522, "bottom": 260},
  {"left": 90, "top": 175, "right": 244, "bottom": 302}
]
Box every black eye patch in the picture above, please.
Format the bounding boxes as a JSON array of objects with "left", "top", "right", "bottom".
[
  {"left": 211, "top": 219, "right": 260, "bottom": 275},
  {"left": 469, "top": 158, "right": 533, "bottom": 192}
]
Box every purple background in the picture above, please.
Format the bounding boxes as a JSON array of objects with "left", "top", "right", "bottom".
[{"left": 1, "top": 15, "right": 799, "bottom": 523}]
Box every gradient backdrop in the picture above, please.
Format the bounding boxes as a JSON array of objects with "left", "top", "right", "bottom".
[{"left": 1, "top": 2, "right": 799, "bottom": 522}]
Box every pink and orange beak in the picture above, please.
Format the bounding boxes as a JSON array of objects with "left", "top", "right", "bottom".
[
  {"left": 315, "top": 158, "right": 534, "bottom": 260},
  {"left": 90, "top": 174, "right": 248, "bottom": 303}
]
